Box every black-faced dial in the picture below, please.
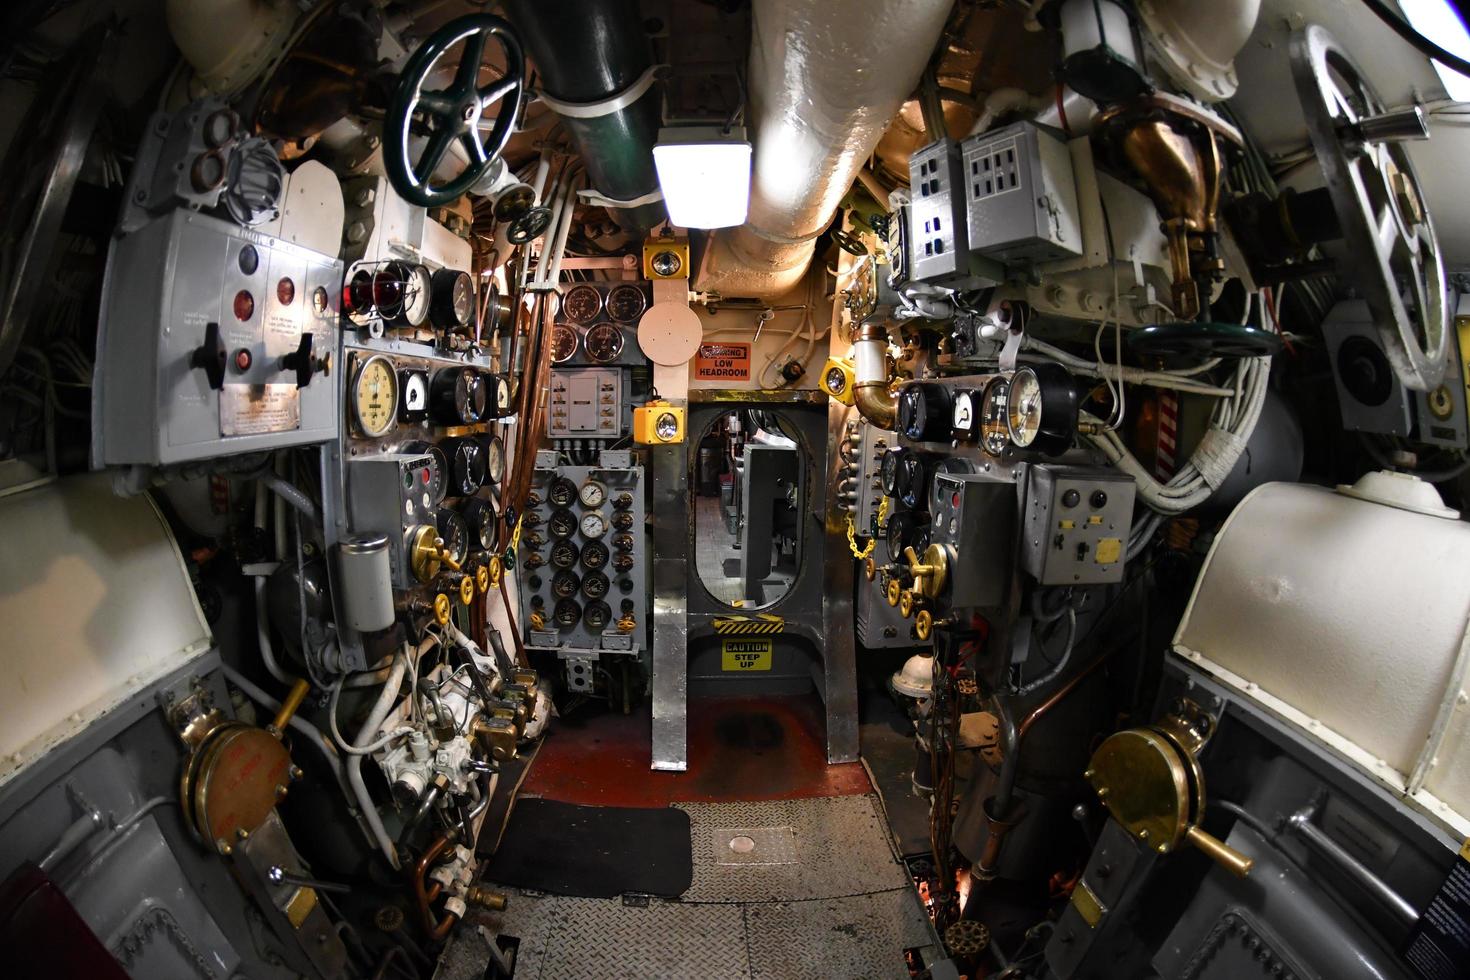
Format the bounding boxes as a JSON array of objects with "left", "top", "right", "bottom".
[
  {"left": 399, "top": 369, "right": 429, "bottom": 423},
  {"left": 562, "top": 285, "right": 601, "bottom": 325},
  {"left": 550, "top": 539, "right": 579, "bottom": 568},
  {"left": 553, "top": 598, "right": 581, "bottom": 628},
  {"left": 582, "top": 571, "right": 610, "bottom": 599},
  {"left": 895, "top": 453, "right": 929, "bottom": 510},
  {"left": 885, "top": 510, "right": 929, "bottom": 564},
  {"left": 879, "top": 447, "right": 911, "bottom": 497},
  {"left": 548, "top": 507, "right": 577, "bottom": 539},
  {"left": 435, "top": 507, "right": 469, "bottom": 565},
  {"left": 584, "top": 323, "right": 624, "bottom": 363},
  {"left": 547, "top": 477, "right": 577, "bottom": 507},
  {"left": 460, "top": 497, "right": 495, "bottom": 551},
  {"left": 612, "top": 553, "right": 634, "bottom": 571},
  {"left": 605, "top": 284, "right": 647, "bottom": 323},
  {"left": 612, "top": 532, "right": 635, "bottom": 553},
  {"left": 897, "top": 382, "right": 953, "bottom": 442},
  {"left": 551, "top": 570, "right": 581, "bottom": 599},
  {"left": 581, "top": 539, "right": 609, "bottom": 570},
  {"left": 612, "top": 511, "right": 634, "bottom": 531},
  {"left": 430, "top": 367, "right": 486, "bottom": 425},
  {"left": 443, "top": 437, "right": 487, "bottom": 497},
  {"left": 584, "top": 600, "right": 612, "bottom": 630},
  {"left": 430, "top": 268, "right": 474, "bottom": 330},
  {"left": 551, "top": 325, "right": 579, "bottom": 364},
  {"left": 402, "top": 440, "right": 448, "bottom": 504},
  {"left": 612, "top": 492, "right": 634, "bottom": 511}
]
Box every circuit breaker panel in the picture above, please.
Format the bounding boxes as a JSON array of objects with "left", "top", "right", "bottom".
[
  {"left": 852, "top": 422, "right": 920, "bottom": 649},
  {"left": 519, "top": 452, "right": 649, "bottom": 695}
]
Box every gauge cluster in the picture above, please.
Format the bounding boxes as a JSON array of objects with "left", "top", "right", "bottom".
[
  {"left": 550, "top": 282, "right": 650, "bottom": 368},
  {"left": 518, "top": 455, "right": 649, "bottom": 696}
]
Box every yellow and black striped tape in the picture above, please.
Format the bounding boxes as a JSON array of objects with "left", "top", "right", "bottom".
[{"left": 712, "top": 614, "right": 785, "bottom": 636}]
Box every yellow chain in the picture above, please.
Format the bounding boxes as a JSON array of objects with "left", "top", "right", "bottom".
[
  {"left": 509, "top": 513, "right": 524, "bottom": 551},
  {"left": 846, "top": 496, "right": 888, "bottom": 560}
]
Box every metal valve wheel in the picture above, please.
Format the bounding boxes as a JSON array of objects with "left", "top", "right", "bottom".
[
  {"left": 1291, "top": 24, "right": 1448, "bottom": 391},
  {"left": 384, "top": 14, "right": 525, "bottom": 208}
]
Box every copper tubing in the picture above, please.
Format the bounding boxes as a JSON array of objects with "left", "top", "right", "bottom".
[
  {"left": 412, "top": 833, "right": 459, "bottom": 942},
  {"left": 270, "top": 677, "right": 311, "bottom": 734}
]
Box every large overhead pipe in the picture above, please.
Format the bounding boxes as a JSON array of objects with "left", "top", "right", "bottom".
[
  {"left": 694, "top": 0, "right": 956, "bottom": 299},
  {"left": 503, "top": 0, "right": 665, "bottom": 230}
]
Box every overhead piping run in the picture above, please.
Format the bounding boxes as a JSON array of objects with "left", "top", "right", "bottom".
[
  {"left": 693, "top": 0, "right": 956, "bottom": 299},
  {"left": 503, "top": 0, "right": 666, "bottom": 230}
]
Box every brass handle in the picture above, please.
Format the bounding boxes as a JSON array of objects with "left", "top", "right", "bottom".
[
  {"left": 1186, "top": 824, "right": 1253, "bottom": 878},
  {"left": 271, "top": 678, "right": 311, "bottom": 735}
]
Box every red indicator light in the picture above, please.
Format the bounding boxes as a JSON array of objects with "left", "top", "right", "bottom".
[
  {"left": 277, "top": 278, "right": 295, "bottom": 305},
  {"left": 233, "top": 290, "right": 254, "bottom": 321},
  {"left": 421, "top": 468, "right": 430, "bottom": 485}
]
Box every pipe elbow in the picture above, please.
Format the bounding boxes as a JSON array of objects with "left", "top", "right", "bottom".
[
  {"left": 853, "top": 382, "right": 898, "bottom": 431},
  {"left": 852, "top": 322, "right": 898, "bottom": 430}
]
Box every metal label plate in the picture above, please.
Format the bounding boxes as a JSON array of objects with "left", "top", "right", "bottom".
[{"left": 219, "top": 383, "right": 301, "bottom": 436}]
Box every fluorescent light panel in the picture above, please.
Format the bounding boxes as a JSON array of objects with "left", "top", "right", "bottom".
[
  {"left": 1399, "top": 0, "right": 1470, "bottom": 101},
  {"left": 653, "top": 126, "right": 752, "bottom": 229}
]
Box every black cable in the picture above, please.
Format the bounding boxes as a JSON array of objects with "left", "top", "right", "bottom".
[{"left": 1358, "top": 0, "right": 1470, "bottom": 79}]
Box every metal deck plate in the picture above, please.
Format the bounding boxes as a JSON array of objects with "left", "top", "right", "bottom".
[{"left": 438, "top": 795, "right": 936, "bottom": 979}]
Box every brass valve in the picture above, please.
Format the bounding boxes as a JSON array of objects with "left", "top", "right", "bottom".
[
  {"left": 457, "top": 574, "right": 475, "bottom": 606},
  {"left": 886, "top": 577, "right": 903, "bottom": 608},
  {"left": 487, "top": 554, "right": 504, "bottom": 589},
  {"left": 863, "top": 556, "right": 877, "bottom": 582},
  {"left": 902, "top": 544, "right": 949, "bottom": 600},
  {"left": 898, "top": 589, "right": 921, "bottom": 619},
  {"left": 465, "top": 885, "right": 507, "bottom": 911},
  {"left": 914, "top": 608, "right": 934, "bottom": 640},
  {"left": 408, "top": 525, "right": 461, "bottom": 583},
  {"left": 474, "top": 562, "right": 490, "bottom": 595},
  {"left": 432, "top": 593, "right": 452, "bottom": 626},
  {"left": 529, "top": 608, "right": 546, "bottom": 630}
]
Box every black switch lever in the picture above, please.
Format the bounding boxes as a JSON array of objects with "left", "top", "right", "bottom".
[
  {"left": 279, "top": 333, "right": 326, "bottom": 388},
  {"left": 189, "top": 321, "right": 227, "bottom": 390}
]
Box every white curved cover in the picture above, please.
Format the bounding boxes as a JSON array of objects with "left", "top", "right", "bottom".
[
  {"left": 1174, "top": 480, "right": 1470, "bottom": 837},
  {"left": 0, "top": 475, "right": 212, "bottom": 787}
]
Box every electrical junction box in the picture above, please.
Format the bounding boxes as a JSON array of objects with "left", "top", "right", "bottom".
[
  {"left": 1321, "top": 300, "right": 1412, "bottom": 437},
  {"left": 92, "top": 209, "right": 341, "bottom": 466},
  {"left": 347, "top": 453, "right": 438, "bottom": 589},
  {"left": 549, "top": 368, "right": 621, "bottom": 438},
  {"left": 962, "top": 121, "right": 1083, "bottom": 265},
  {"left": 1021, "top": 465, "right": 1135, "bottom": 585},
  {"left": 929, "top": 471, "right": 1017, "bottom": 610},
  {"left": 907, "top": 139, "right": 969, "bottom": 283}
]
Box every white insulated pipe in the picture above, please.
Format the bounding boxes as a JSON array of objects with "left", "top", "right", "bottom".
[{"left": 693, "top": 0, "right": 956, "bottom": 299}]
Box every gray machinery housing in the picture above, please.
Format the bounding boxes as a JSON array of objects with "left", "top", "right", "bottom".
[{"left": 962, "top": 121, "right": 1083, "bottom": 266}]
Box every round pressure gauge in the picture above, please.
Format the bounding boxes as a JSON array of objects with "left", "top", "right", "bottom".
[
  {"left": 580, "top": 511, "right": 608, "bottom": 539},
  {"left": 879, "top": 447, "right": 908, "bottom": 497},
  {"left": 390, "top": 262, "right": 432, "bottom": 326},
  {"left": 435, "top": 507, "right": 469, "bottom": 565},
  {"left": 895, "top": 454, "right": 929, "bottom": 511},
  {"left": 579, "top": 480, "right": 606, "bottom": 508},
  {"left": 430, "top": 367, "right": 487, "bottom": 425},
  {"left": 584, "top": 600, "right": 612, "bottom": 630},
  {"left": 550, "top": 539, "right": 579, "bottom": 568},
  {"left": 402, "top": 440, "right": 448, "bottom": 504},
  {"left": 460, "top": 497, "right": 495, "bottom": 551},
  {"left": 483, "top": 435, "right": 506, "bottom": 486},
  {"left": 562, "top": 285, "right": 602, "bottom": 325},
  {"left": 351, "top": 355, "right": 399, "bottom": 437},
  {"left": 399, "top": 369, "right": 429, "bottom": 423},
  {"left": 1006, "top": 364, "right": 1077, "bottom": 455},
  {"left": 582, "top": 571, "right": 610, "bottom": 599},
  {"left": 443, "top": 437, "right": 486, "bottom": 497},
  {"left": 951, "top": 388, "right": 978, "bottom": 442},
  {"left": 551, "top": 570, "right": 581, "bottom": 599},
  {"left": 885, "top": 511, "right": 928, "bottom": 564},
  {"left": 897, "top": 382, "right": 953, "bottom": 443},
  {"left": 553, "top": 598, "right": 582, "bottom": 628},
  {"left": 430, "top": 268, "right": 474, "bottom": 330},
  {"left": 605, "top": 284, "right": 647, "bottom": 323},
  {"left": 581, "top": 539, "right": 610, "bottom": 570},
  {"left": 551, "top": 325, "right": 579, "bottom": 364},
  {"left": 548, "top": 507, "right": 577, "bottom": 539},
  {"left": 980, "top": 376, "right": 1012, "bottom": 456},
  {"left": 584, "top": 323, "right": 624, "bottom": 363},
  {"left": 548, "top": 477, "right": 577, "bottom": 508}
]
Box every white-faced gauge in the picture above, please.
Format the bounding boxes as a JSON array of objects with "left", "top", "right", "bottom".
[
  {"left": 483, "top": 435, "right": 506, "bottom": 486},
  {"left": 579, "top": 480, "right": 607, "bottom": 508},
  {"left": 430, "top": 268, "right": 474, "bottom": 330},
  {"left": 391, "top": 262, "right": 432, "bottom": 326},
  {"left": 980, "top": 376, "right": 1012, "bottom": 456},
  {"left": 579, "top": 511, "right": 608, "bottom": 539},
  {"left": 434, "top": 507, "right": 469, "bottom": 565},
  {"left": 951, "top": 388, "right": 978, "bottom": 442},
  {"left": 351, "top": 354, "right": 399, "bottom": 437},
  {"left": 399, "top": 369, "right": 429, "bottom": 423},
  {"left": 1005, "top": 363, "right": 1077, "bottom": 456}
]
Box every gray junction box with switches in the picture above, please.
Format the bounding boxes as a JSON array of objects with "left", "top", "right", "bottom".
[{"left": 1021, "top": 465, "right": 1136, "bottom": 585}]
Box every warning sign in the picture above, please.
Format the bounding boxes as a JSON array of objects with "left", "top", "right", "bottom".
[
  {"left": 721, "top": 638, "right": 772, "bottom": 671},
  {"left": 694, "top": 342, "right": 751, "bottom": 381}
]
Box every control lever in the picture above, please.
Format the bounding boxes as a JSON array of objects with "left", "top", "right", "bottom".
[
  {"left": 189, "top": 321, "right": 227, "bottom": 390},
  {"left": 279, "top": 333, "right": 328, "bottom": 388},
  {"left": 266, "top": 865, "right": 351, "bottom": 893}
]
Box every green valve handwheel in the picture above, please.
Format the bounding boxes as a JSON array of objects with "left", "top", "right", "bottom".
[
  {"left": 384, "top": 14, "right": 525, "bottom": 208},
  {"left": 1127, "top": 321, "right": 1284, "bottom": 359}
]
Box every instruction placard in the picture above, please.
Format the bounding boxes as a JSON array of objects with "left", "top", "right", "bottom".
[
  {"left": 695, "top": 342, "right": 751, "bottom": 382},
  {"left": 1404, "top": 838, "right": 1470, "bottom": 980}
]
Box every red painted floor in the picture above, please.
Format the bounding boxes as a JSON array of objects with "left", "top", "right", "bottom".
[{"left": 521, "top": 695, "right": 873, "bottom": 807}]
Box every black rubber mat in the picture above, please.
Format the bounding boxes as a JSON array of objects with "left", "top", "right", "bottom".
[{"left": 482, "top": 798, "right": 693, "bottom": 898}]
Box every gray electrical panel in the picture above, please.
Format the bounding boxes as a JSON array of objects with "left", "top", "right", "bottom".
[
  {"left": 519, "top": 455, "right": 649, "bottom": 692},
  {"left": 907, "top": 139, "right": 969, "bottom": 283},
  {"left": 548, "top": 368, "right": 622, "bottom": 438},
  {"left": 929, "top": 471, "right": 1017, "bottom": 609},
  {"left": 92, "top": 210, "right": 341, "bottom": 466},
  {"left": 347, "top": 453, "right": 438, "bottom": 590},
  {"left": 852, "top": 422, "right": 918, "bottom": 649},
  {"left": 962, "top": 121, "right": 1082, "bottom": 265},
  {"left": 1021, "top": 465, "right": 1135, "bottom": 585}
]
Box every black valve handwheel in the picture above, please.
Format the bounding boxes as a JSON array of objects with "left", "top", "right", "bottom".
[
  {"left": 507, "top": 205, "right": 553, "bottom": 245},
  {"left": 384, "top": 14, "right": 525, "bottom": 208}
]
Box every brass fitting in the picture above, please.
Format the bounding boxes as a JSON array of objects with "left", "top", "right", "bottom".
[{"left": 465, "top": 885, "right": 508, "bottom": 911}]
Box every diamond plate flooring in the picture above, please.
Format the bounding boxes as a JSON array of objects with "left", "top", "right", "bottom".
[{"left": 435, "top": 795, "right": 936, "bottom": 980}]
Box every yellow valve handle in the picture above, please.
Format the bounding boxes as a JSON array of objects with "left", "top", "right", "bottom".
[
  {"left": 458, "top": 575, "right": 475, "bottom": 606},
  {"left": 488, "top": 554, "right": 504, "bottom": 589},
  {"left": 529, "top": 609, "right": 546, "bottom": 630},
  {"left": 432, "top": 593, "right": 452, "bottom": 626},
  {"left": 915, "top": 609, "right": 934, "bottom": 641},
  {"left": 863, "top": 556, "right": 877, "bottom": 581},
  {"left": 887, "top": 578, "right": 902, "bottom": 607},
  {"left": 475, "top": 563, "right": 490, "bottom": 594},
  {"left": 899, "top": 589, "right": 917, "bottom": 619},
  {"left": 270, "top": 678, "right": 312, "bottom": 734},
  {"left": 616, "top": 614, "right": 637, "bottom": 633}
]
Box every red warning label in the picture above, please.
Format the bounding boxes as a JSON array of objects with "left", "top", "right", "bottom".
[{"left": 694, "top": 342, "right": 752, "bottom": 381}]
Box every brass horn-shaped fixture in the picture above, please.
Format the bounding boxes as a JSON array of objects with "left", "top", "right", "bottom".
[{"left": 1098, "top": 95, "right": 1243, "bottom": 321}]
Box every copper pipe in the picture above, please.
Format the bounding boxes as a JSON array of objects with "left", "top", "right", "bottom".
[{"left": 412, "top": 834, "right": 459, "bottom": 942}]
